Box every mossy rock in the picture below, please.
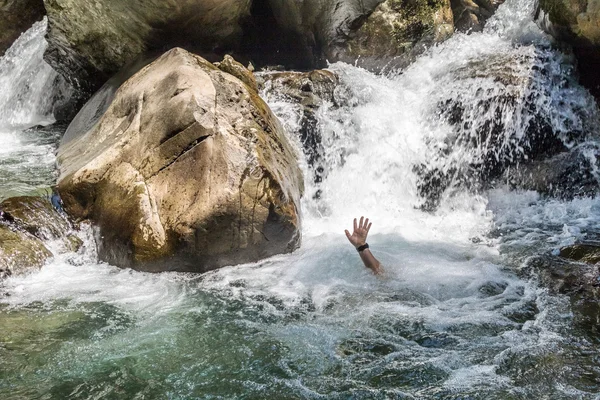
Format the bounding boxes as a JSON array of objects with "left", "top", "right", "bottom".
[
  {"left": 559, "top": 243, "right": 600, "bottom": 264},
  {"left": 332, "top": 0, "right": 454, "bottom": 71},
  {"left": 0, "top": 225, "right": 52, "bottom": 278}
]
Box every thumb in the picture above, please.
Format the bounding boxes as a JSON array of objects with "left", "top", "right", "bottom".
[{"left": 345, "top": 230, "right": 352, "bottom": 240}]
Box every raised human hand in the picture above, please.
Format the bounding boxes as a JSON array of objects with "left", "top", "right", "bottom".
[{"left": 345, "top": 216, "right": 372, "bottom": 248}]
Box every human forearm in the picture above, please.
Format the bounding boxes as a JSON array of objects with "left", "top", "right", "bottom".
[{"left": 359, "top": 248, "right": 383, "bottom": 275}]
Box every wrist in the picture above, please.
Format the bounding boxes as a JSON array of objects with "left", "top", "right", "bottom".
[{"left": 356, "top": 243, "right": 369, "bottom": 252}]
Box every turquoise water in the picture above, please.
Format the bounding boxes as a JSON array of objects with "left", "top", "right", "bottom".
[{"left": 2, "top": 1, "right": 600, "bottom": 399}]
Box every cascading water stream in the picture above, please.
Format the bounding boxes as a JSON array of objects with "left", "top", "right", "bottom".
[
  {"left": 1, "top": 1, "right": 600, "bottom": 398},
  {"left": 0, "top": 18, "right": 72, "bottom": 200}
]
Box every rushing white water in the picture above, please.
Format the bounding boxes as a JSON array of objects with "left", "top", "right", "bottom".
[
  {"left": 0, "top": 18, "right": 72, "bottom": 199},
  {"left": 2, "top": 0, "right": 600, "bottom": 398}
]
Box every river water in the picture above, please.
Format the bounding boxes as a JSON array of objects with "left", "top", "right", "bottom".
[{"left": 2, "top": 2, "right": 600, "bottom": 399}]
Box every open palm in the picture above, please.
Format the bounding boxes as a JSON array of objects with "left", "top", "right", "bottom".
[{"left": 345, "top": 216, "right": 372, "bottom": 248}]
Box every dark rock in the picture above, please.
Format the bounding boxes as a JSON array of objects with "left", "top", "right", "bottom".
[
  {"left": 0, "top": 195, "right": 76, "bottom": 278},
  {"left": 259, "top": 70, "right": 339, "bottom": 194},
  {"left": 43, "top": 0, "right": 254, "bottom": 92},
  {"left": 0, "top": 196, "right": 71, "bottom": 241},
  {"left": 57, "top": 48, "right": 303, "bottom": 273},
  {"left": 559, "top": 242, "right": 600, "bottom": 264},
  {"left": 0, "top": 0, "right": 45, "bottom": 57},
  {"left": 523, "top": 253, "right": 600, "bottom": 333},
  {"left": 504, "top": 145, "right": 600, "bottom": 199},
  {"left": 0, "top": 196, "right": 80, "bottom": 255},
  {"left": 451, "top": 0, "right": 505, "bottom": 33},
  {"left": 537, "top": 0, "right": 600, "bottom": 99},
  {"left": 414, "top": 50, "right": 599, "bottom": 210},
  {"left": 43, "top": 0, "right": 457, "bottom": 94}
]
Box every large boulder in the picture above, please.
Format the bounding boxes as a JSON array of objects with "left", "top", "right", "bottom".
[
  {"left": 330, "top": 0, "right": 454, "bottom": 71},
  {"left": 57, "top": 48, "right": 304, "bottom": 273},
  {"left": 537, "top": 0, "right": 600, "bottom": 98},
  {"left": 43, "top": 0, "right": 253, "bottom": 92},
  {"left": 0, "top": 0, "right": 45, "bottom": 57}
]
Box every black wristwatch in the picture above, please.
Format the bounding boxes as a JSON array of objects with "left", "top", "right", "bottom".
[{"left": 356, "top": 243, "right": 369, "bottom": 252}]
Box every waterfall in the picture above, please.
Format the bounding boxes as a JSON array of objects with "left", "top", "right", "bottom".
[
  {"left": 0, "top": 18, "right": 71, "bottom": 129},
  {"left": 0, "top": 18, "right": 72, "bottom": 199},
  {"left": 1, "top": 0, "right": 600, "bottom": 398}
]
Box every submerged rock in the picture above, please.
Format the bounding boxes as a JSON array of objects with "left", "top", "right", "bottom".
[
  {"left": 0, "top": 0, "right": 45, "bottom": 56},
  {"left": 524, "top": 253, "right": 600, "bottom": 333},
  {"left": 57, "top": 48, "right": 303, "bottom": 273},
  {"left": 559, "top": 242, "right": 600, "bottom": 264}
]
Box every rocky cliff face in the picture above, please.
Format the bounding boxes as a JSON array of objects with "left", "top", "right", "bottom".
[
  {"left": 0, "top": 0, "right": 45, "bottom": 56},
  {"left": 43, "top": 0, "right": 253, "bottom": 92},
  {"left": 57, "top": 49, "right": 304, "bottom": 273},
  {"left": 42, "top": 0, "right": 459, "bottom": 93},
  {"left": 537, "top": 0, "right": 600, "bottom": 98}
]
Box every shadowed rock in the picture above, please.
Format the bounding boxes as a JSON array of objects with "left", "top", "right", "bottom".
[
  {"left": 57, "top": 48, "right": 304, "bottom": 273},
  {"left": 0, "top": 0, "right": 45, "bottom": 57},
  {"left": 258, "top": 70, "right": 339, "bottom": 196},
  {"left": 451, "top": 0, "right": 505, "bottom": 32},
  {"left": 537, "top": 0, "right": 600, "bottom": 99}
]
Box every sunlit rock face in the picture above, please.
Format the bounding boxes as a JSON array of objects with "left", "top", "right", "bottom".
[
  {"left": 537, "top": 0, "right": 600, "bottom": 98},
  {"left": 328, "top": 0, "right": 455, "bottom": 72},
  {"left": 57, "top": 49, "right": 304, "bottom": 273},
  {"left": 0, "top": 196, "right": 79, "bottom": 279},
  {"left": 0, "top": 0, "right": 45, "bottom": 57}
]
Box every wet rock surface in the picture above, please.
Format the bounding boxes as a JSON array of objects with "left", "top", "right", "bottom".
[
  {"left": 259, "top": 69, "right": 340, "bottom": 195},
  {"left": 537, "top": 0, "right": 600, "bottom": 99},
  {"left": 43, "top": 0, "right": 460, "bottom": 93},
  {"left": 523, "top": 247, "right": 600, "bottom": 335},
  {"left": 503, "top": 145, "right": 600, "bottom": 199},
  {"left": 0, "top": 196, "right": 77, "bottom": 279},
  {"left": 451, "top": 0, "right": 505, "bottom": 32},
  {"left": 57, "top": 48, "right": 303, "bottom": 273},
  {"left": 328, "top": 0, "right": 454, "bottom": 72},
  {"left": 0, "top": 0, "right": 45, "bottom": 57}
]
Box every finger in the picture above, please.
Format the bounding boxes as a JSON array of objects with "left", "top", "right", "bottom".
[
  {"left": 367, "top": 222, "right": 372, "bottom": 234},
  {"left": 345, "top": 230, "right": 352, "bottom": 241},
  {"left": 359, "top": 216, "right": 364, "bottom": 229},
  {"left": 364, "top": 218, "right": 369, "bottom": 229},
  {"left": 353, "top": 218, "right": 357, "bottom": 232}
]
